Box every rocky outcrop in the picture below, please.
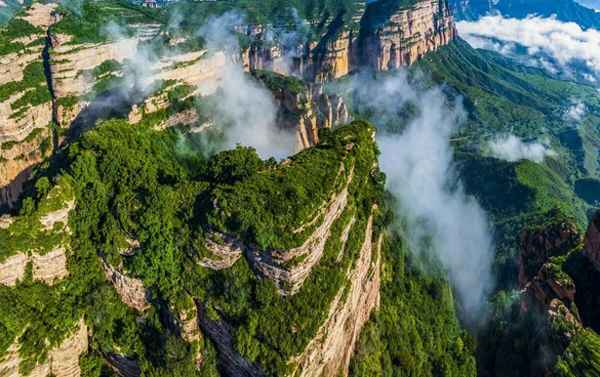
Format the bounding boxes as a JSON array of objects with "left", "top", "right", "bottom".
[
  {"left": 195, "top": 300, "right": 265, "bottom": 377},
  {"left": 0, "top": 246, "right": 69, "bottom": 287},
  {"left": 0, "top": 253, "right": 28, "bottom": 286},
  {"left": 243, "top": 0, "right": 455, "bottom": 81},
  {"left": 0, "top": 318, "right": 88, "bottom": 377},
  {"left": 517, "top": 218, "right": 583, "bottom": 331},
  {"left": 105, "top": 353, "right": 141, "bottom": 377},
  {"left": 292, "top": 212, "right": 381, "bottom": 377},
  {"left": 40, "top": 199, "right": 75, "bottom": 230},
  {"left": 358, "top": 0, "right": 456, "bottom": 71},
  {"left": 246, "top": 165, "right": 353, "bottom": 295},
  {"left": 31, "top": 246, "right": 69, "bottom": 284},
  {"left": 0, "top": 4, "right": 57, "bottom": 209},
  {"left": 176, "top": 305, "right": 204, "bottom": 368},
  {"left": 265, "top": 79, "right": 351, "bottom": 150},
  {"left": 518, "top": 220, "right": 581, "bottom": 289},
  {"left": 199, "top": 231, "right": 244, "bottom": 270},
  {"left": 101, "top": 260, "right": 150, "bottom": 312},
  {"left": 49, "top": 34, "right": 139, "bottom": 127}
]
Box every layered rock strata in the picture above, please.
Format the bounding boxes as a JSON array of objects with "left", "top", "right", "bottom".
[
  {"left": 0, "top": 3, "right": 57, "bottom": 209},
  {"left": 101, "top": 260, "right": 150, "bottom": 312},
  {"left": 358, "top": 0, "right": 456, "bottom": 71},
  {"left": 292, "top": 213, "right": 381, "bottom": 377},
  {"left": 195, "top": 301, "right": 265, "bottom": 377},
  {"left": 246, "top": 166, "right": 354, "bottom": 295},
  {"left": 0, "top": 318, "right": 88, "bottom": 377}
]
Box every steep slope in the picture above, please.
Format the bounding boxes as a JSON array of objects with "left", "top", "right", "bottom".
[
  {"left": 0, "top": 3, "right": 57, "bottom": 211},
  {"left": 0, "top": 118, "right": 475, "bottom": 377}
]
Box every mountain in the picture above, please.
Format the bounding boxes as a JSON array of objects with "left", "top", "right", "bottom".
[
  {"left": 0, "top": 1, "right": 477, "bottom": 377},
  {"left": 2, "top": 0, "right": 600, "bottom": 376},
  {"left": 416, "top": 38, "right": 600, "bottom": 377},
  {"left": 450, "top": 0, "right": 600, "bottom": 28}
]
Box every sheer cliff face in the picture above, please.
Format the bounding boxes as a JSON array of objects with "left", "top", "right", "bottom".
[
  {"left": 244, "top": 0, "right": 456, "bottom": 81},
  {"left": 358, "top": 0, "right": 456, "bottom": 72},
  {"left": 0, "top": 3, "right": 57, "bottom": 210}
]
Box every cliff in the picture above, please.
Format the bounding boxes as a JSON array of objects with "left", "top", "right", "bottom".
[
  {"left": 357, "top": 0, "right": 456, "bottom": 71},
  {"left": 243, "top": 0, "right": 456, "bottom": 81},
  {"left": 0, "top": 318, "right": 88, "bottom": 377},
  {"left": 252, "top": 70, "right": 351, "bottom": 150},
  {"left": 0, "top": 3, "right": 57, "bottom": 210},
  {"left": 0, "top": 178, "right": 74, "bottom": 286}
]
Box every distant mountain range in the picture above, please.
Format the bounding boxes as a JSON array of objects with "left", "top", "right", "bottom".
[{"left": 450, "top": 0, "right": 600, "bottom": 28}]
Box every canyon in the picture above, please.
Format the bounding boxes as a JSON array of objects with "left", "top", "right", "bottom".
[{"left": 0, "top": 1, "right": 458, "bottom": 376}]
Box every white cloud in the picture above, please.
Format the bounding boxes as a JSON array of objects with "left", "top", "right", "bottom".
[
  {"left": 457, "top": 15, "right": 600, "bottom": 79},
  {"left": 341, "top": 71, "right": 495, "bottom": 322},
  {"left": 488, "top": 134, "right": 556, "bottom": 163},
  {"left": 565, "top": 101, "right": 587, "bottom": 122},
  {"left": 197, "top": 12, "right": 296, "bottom": 160}
]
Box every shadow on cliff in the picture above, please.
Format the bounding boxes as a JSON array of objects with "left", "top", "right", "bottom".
[
  {"left": 0, "top": 166, "right": 34, "bottom": 214},
  {"left": 66, "top": 88, "right": 144, "bottom": 143}
]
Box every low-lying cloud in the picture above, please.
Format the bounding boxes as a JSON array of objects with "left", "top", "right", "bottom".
[
  {"left": 343, "top": 71, "right": 495, "bottom": 322},
  {"left": 197, "top": 12, "right": 296, "bottom": 159},
  {"left": 457, "top": 15, "right": 600, "bottom": 81},
  {"left": 488, "top": 134, "right": 556, "bottom": 163}
]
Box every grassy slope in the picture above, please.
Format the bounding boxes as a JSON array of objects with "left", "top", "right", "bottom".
[{"left": 417, "top": 38, "right": 600, "bottom": 376}]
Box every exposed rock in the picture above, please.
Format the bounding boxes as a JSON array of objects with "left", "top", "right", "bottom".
[
  {"left": 336, "top": 215, "right": 356, "bottom": 262},
  {"left": 358, "top": 0, "right": 456, "bottom": 71},
  {"left": 105, "top": 353, "right": 141, "bottom": 377},
  {"left": 292, "top": 212, "right": 381, "bottom": 377},
  {"left": 176, "top": 306, "right": 204, "bottom": 368},
  {"left": 0, "top": 253, "right": 28, "bottom": 286},
  {"left": 119, "top": 238, "right": 140, "bottom": 257},
  {"left": 0, "top": 318, "right": 88, "bottom": 377},
  {"left": 518, "top": 220, "right": 581, "bottom": 288},
  {"left": 243, "top": 0, "right": 454, "bottom": 81},
  {"left": 199, "top": 231, "right": 244, "bottom": 270},
  {"left": 0, "top": 4, "right": 56, "bottom": 209},
  {"left": 49, "top": 34, "right": 139, "bottom": 127},
  {"left": 246, "top": 165, "right": 353, "bottom": 295},
  {"left": 39, "top": 199, "right": 75, "bottom": 230},
  {"left": 20, "top": 3, "right": 58, "bottom": 29},
  {"left": 270, "top": 81, "right": 350, "bottom": 150},
  {"left": 0, "top": 246, "right": 69, "bottom": 287},
  {"left": 31, "top": 246, "right": 69, "bottom": 284},
  {"left": 101, "top": 260, "right": 150, "bottom": 312},
  {"left": 195, "top": 301, "right": 265, "bottom": 377},
  {"left": 0, "top": 214, "right": 14, "bottom": 229},
  {"left": 583, "top": 211, "right": 600, "bottom": 271}
]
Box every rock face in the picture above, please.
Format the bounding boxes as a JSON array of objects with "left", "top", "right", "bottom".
[
  {"left": 357, "top": 0, "right": 456, "bottom": 72},
  {"left": 292, "top": 213, "right": 381, "bottom": 377},
  {"left": 101, "top": 260, "right": 150, "bottom": 312},
  {"left": 105, "top": 354, "right": 141, "bottom": 377},
  {"left": 195, "top": 300, "right": 266, "bottom": 377},
  {"left": 244, "top": 0, "right": 455, "bottom": 81},
  {"left": 0, "top": 187, "right": 74, "bottom": 286},
  {"left": 199, "top": 231, "right": 244, "bottom": 270},
  {"left": 0, "top": 318, "right": 88, "bottom": 377},
  {"left": 247, "top": 165, "right": 353, "bottom": 295},
  {"left": 265, "top": 79, "right": 351, "bottom": 150},
  {"left": 0, "top": 246, "right": 70, "bottom": 287},
  {"left": 49, "top": 34, "right": 140, "bottom": 128},
  {"left": 0, "top": 3, "right": 57, "bottom": 209},
  {"left": 517, "top": 218, "right": 583, "bottom": 329}
]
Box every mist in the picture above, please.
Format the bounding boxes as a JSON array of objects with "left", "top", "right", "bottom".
[
  {"left": 197, "top": 12, "right": 296, "bottom": 159},
  {"left": 488, "top": 134, "right": 556, "bottom": 163},
  {"left": 345, "top": 71, "right": 494, "bottom": 322}
]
